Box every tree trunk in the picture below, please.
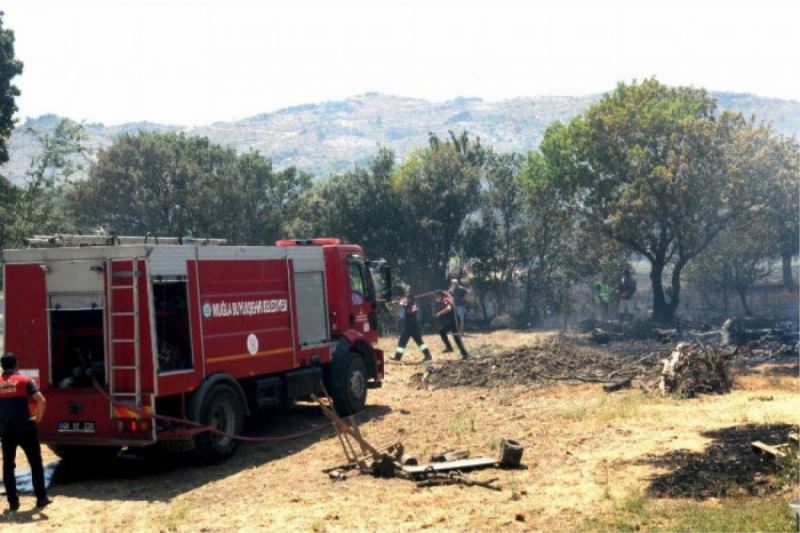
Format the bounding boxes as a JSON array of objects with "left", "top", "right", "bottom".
[
  {"left": 650, "top": 259, "right": 685, "bottom": 323},
  {"left": 736, "top": 286, "right": 753, "bottom": 316},
  {"left": 782, "top": 252, "right": 795, "bottom": 289},
  {"left": 722, "top": 267, "right": 729, "bottom": 315},
  {"left": 523, "top": 270, "right": 533, "bottom": 325},
  {"left": 667, "top": 263, "right": 684, "bottom": 318},
  {"left": 650, "top": 261, "right": 671, "bottom": 323}
]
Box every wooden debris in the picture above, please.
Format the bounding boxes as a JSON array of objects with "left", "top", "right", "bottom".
[
  {"left": 591, "top": 328, "right": 610, "bottom": 344},
  {"left": 659, "top": 342, "right": 733, "bottom": 397},
  {"left": 430, "top": 449, "right": 469, "bottom": 463},
  {"left": 402, "top": 457, "right": 499, "bottom": 477},
  {"left": 603, "top": 376, "right": 633, "bottom": 393},
  {"left": 654, "top": 328, "right": 679, "bottom": 343},
  {"left": 416, "top": 472, "right": 501, "bottom": 491},
  {"left": 752, "top": 440, "right": 787, "bottom": 459},
  {"left": 321, "top": 441, "right": 403, "bottom": 474},
  {"left": 789, "top": 432, "right": 799, "bottom": 449}
]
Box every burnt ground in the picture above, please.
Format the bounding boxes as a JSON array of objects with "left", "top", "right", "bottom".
[
  {"left": 409, "top": 335, "right": 667, "bottom": 390},
  {"left": 635, "top": 423, "right": 797, "bottom": 499},
  {"left": 1, "top": 328, "right": 798, "bottom": 532},
  {"left": 410, "top": 329, "right": 798, "bottom": 394}
]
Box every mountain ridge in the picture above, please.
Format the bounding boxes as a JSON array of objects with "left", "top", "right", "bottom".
[{"left": 3, "top": 91, "right": 798, "bottom": 183}]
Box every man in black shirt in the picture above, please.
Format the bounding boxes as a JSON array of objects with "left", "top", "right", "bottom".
[
  {"left": 392, "top": 288, "right": 432, "bottom": 363},
  {"left": 437, "top": 290, "right": 469, "bottom": 359},
  {"left": 0, "top": 353, "right": 50, "bottom": 512}
]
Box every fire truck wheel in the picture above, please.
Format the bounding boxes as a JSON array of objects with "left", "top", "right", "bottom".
[
  {"left": 333, "top": 353, "right": 367, "bottom": 416},
  {"left": 193, "top": 384, "right": 245, "bottom": 464},
  {"left": 49, "top": 445, "right": 121, "bottom": 463}
]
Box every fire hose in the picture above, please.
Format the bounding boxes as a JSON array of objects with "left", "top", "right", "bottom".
[{"left": 92, "top": 380, "right": 334, "bottom": 443}]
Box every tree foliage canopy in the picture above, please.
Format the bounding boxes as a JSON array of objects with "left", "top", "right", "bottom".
[
  {"left": 541, "top": 78, "right": 771, "bottom": 321},
  {"left": 1, "top": 77, "right": 797, "bottom": 324},
  {"left": 70, "top": 132, "right": 311, "bottom": 244},
  {"left": 0, "top": 11, "right": 22, "bottom": 165}
]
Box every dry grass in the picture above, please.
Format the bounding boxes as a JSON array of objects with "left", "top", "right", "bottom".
[{"left": 2, "top": 328, "right": 798, "bottom": 532}]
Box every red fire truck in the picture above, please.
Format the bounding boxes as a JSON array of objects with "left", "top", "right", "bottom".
[{"left": 1, "top": 235, "right": 389, "bottom": 463}]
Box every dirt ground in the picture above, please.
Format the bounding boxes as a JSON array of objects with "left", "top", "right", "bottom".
[{"left": 1, "top": 329, "right": 798, "bottom": 532}]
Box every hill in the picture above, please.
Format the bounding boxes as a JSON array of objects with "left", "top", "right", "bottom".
[{"left": 2, "top": 92, "right": 798, "bottom": 183}]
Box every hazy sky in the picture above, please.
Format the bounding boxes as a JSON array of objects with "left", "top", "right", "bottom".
[{"left": 3, "top": 0, "right": 798, "bottom": 125}]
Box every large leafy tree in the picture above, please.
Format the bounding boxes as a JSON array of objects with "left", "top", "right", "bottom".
[
  {"left": 0, "top": 174, "right": 14, "bottom": 248},
  {"left": 70, "top": 131, "right": 308, "bottom": 243},
  {"left": 479, "top": 152, "right": 525, "bottom": 313},
  {"left": 542, "top": 79, "right": 764, "bottom": 322},
  {"left": 686, "top": 215, "right": 775, "bottom": 315},
  {"left": 289, "top": 147, "right": 402, "bottom": 263},
  {"left": 761, "top": 134, "right": 800, "bottom": 288},
  {"left": 516, "top": 152, "right": 582, "bottom": 324},
  {"left": 0, "top": 11, "right": 23, "bottom": 165},
  {"left": 0, "top": 11, "right": 23, "bottom": 251},
  {"left": 392, "top": 131, "right": 484, "bottom": 289},
  {"left": 11, "top": 118, "right": 87, "bottom": 242}
]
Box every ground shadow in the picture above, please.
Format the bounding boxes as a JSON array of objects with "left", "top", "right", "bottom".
[
  {"left": 635, "top": 423, "right": 797, "bottom": 499},
  {"left": 7, "top": 403, "right": 392, "bottom": 503},
  {"left": 737, "top": 359, "right": 799, "bottom": 378},
  {"left": 1, "top": 508, "right": 49, "bottom": 526}
]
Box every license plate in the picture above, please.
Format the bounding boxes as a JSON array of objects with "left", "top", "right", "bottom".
[{"left": 58, "top": 421, "right": 96, "bottom": 433}]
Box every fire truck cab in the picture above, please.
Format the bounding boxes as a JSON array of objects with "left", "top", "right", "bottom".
[{"left": 1, "top": 235, "right": 388, "bottom": 463}]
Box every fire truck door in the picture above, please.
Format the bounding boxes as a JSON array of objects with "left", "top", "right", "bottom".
[{"left": 346, "top": 254, "right": 376, "bottom": 338}]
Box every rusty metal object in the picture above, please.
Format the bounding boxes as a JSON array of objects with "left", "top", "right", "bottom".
[
  {"left": 499, "top": 438, "right": 524, "bottom": 467},
  {"left": 400, "top": 453, "right": 419, "bottom": 466},
  {"left": 322, "top": 441, "right": 402, "bottom": 474},
  {"left": 314, "top": 395, "right": 381, "bottom": 474},
  {"left": 371, "top": 454, "right": 398, "bottom": 478}
]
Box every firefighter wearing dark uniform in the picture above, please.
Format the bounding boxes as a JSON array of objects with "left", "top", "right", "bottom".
[
  {"left": 1, "top": 353, "right": 50, "bottom": 512},
  {"left": 436, "top": 291, "right": 469, "bottom": 359},
  {"left": 393, "top": 289, "right": 432, "bottom": 362}
]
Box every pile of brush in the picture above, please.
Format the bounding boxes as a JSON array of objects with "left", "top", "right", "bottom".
[{"left": 659, "top": 342, "right": 734, "bottom": 397}]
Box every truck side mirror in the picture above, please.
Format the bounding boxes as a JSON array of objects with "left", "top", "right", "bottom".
[
  {"left": 367, "top": 260, "right": 392, "bottom": 301},
  {"left": 379, "top": 264, "right": 391, "bottom": 301}
]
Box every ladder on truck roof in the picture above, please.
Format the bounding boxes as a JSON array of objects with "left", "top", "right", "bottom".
[
  {"left": 106, "top": 257, "right": 143, "bottom": 410},
  {"left": 25, "top": 233, "right": 227, "bottom": 247}
]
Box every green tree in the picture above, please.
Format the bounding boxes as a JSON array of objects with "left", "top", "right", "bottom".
[
  {"left": 289, "top": 147, "right": 402, "bottom": 262},
  {"left": 480, "top": 152, "right": 525, "bottom": 313},
  {"left": 11, "top": 118, "right": 86, "bottom": 243},
  {"left": 761, "top": 134, "right": 800, "bottom": 288},
  {"left": 70, "top": 131, "right": 308, "bottom": 243},
  {"left": 0, "top": 11, "right": 23, "bottom": 165},
  {"left": 516, "top": 152, "right": 580, "bottom": 324},
  {"left": 0, "top": 174, "right": 15, "bottom": 248},
  {"left": 392, "top": 131, "right": 484, "bottom": 289},
  {"left": 542, "top": 79, "right": 765, "bottom": 322},
  {"left": 686, "top": 217, "right": 775, "bottom": 315}
]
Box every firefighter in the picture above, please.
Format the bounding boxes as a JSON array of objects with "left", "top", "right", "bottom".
[
  {"left": 436, "top": 290, "right": 469, "bottom": 359},
  {"left": 0, "top": 353, "right": 50, "bottom": 512},
  {"left": 449, "top": 278, "right": 470, "bottom": 336},
  {"left": 594, "top": 276, "right": 610, "bottom": 322},
  {"left": 616, "top": 268, "right": 637, "bottom": 324},
  {"left": 392, "top": 287, "right": 432, "bottom": 363}
]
